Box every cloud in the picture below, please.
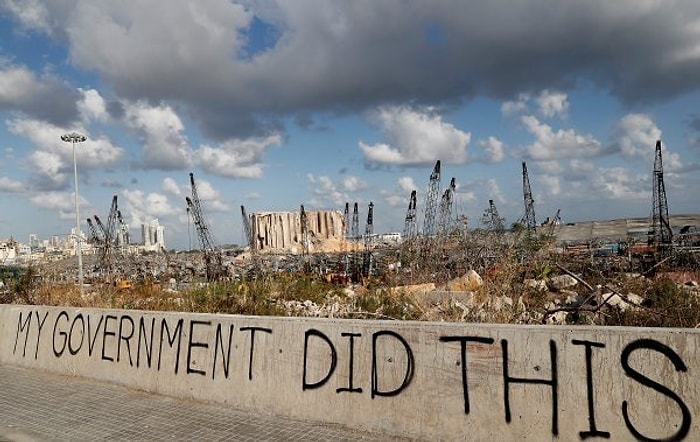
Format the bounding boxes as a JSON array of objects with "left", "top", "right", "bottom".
[
  {"left": 539, "top": 175, "right": 561, "bottom": 196},
  {"left": 0, "top": 65, "right": 80, "bottom": 125},
  {"left": 27, "top": 150, "right": 66, "bottom": 190},
  {"left": 522, "top": 115, "right": 603, "bottom": 160},
  {"left": 306, "top": 174, "right": 352, "bottom": 208},
  {"left": 613, "top": 113, "right": 662, "bottom": 161},
  {"left": 477, "top": 136, "right": 505, "bottom": 163},
  {"left": 121, "top": 189, "right": 180, "bottom": 229},
  {"left": 194, "top": 134, "right": 282, "bottom": 178},
  {"left": 123, "top": 101, "right": 192, "bottom": 170},
  {"left": 29, "top": 190, "right": 89, "bottom": 220},
  {"left": 588, "top": 167, "right": 649, "bottom": 201},
  {"left": 161, "top": 177, "right": 183, "bottom": 197},
  {"left": 78, "top": 89, "right": 109, "bottom": 123},
  {"left": 501, "top": 93, "right": 530, "bottom": 116},
  {"left": 397, "top": 176, "right": 417, "bottom": 194},
  {"left": 1, "top": 0, "right": 52, "bottom": 33},
  {"left": 188, "top": 177, "right": 229, "bottom": 212},
  {"left": 459, "top": 178, "right": 500, "bottom": 204},
  {"left": 5, "top": 1, "right": 700, "bottom": 136},
  {"left": 535, "top": 90, "right": 568, "bottom": 119},
  {"left": 7, "top": 117, "right": 124, "bottom": 189},
  {"left": 339, "top": 175, "right": 369, "bottom": 192},
  {"left": 359, "top": 105, "right": 470, "bottom": 166},
  {"left": 379, "top": 176, "right": 419, "bottom": 208},
  {"left": 121, "top": 100, "right": 282, "bottom": 177},
  {"left": 0, "top": 176, "right": 24, "bottom": 193}
]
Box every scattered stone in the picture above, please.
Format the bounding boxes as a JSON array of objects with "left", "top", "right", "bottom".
[
  {"left": 445, "top": 270, "right": 483, "bottom": 292},
  {"left": 524, "top": 278, "right": 548, "bottom": 292},
  {"left": 390, "top": 283, "right": 436, "bottom": 296},
  {"left": 546, "top": 311, "right": 568, "bottom": 325},
  {"left": 420, "top": 291, "right": 478, "bottom": 309},
  {"left": 548, "top": 274, "right": 578, "bottom": 291},
  {"left": 604, "top": 292, "right": 643, "bottom": 312}
]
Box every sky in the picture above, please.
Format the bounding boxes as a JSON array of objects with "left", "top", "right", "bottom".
[{"left": 1, "top": 0, "right": 700, "bottom": 251}]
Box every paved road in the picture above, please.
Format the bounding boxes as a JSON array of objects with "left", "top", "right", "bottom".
[{"left": 0, "top": 365, "right": 408, "bottom": 441}]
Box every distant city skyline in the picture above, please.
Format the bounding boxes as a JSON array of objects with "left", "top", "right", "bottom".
[{"left": 1, "top": 1, "right": 699, "bottom": 251}]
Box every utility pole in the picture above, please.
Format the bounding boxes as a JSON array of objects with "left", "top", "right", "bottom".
[{"left": 61, "top": 132, "right": 87, "bottom": 294}]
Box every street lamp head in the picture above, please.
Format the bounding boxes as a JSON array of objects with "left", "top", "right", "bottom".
[{"left": 61, "top": 132, "right": 87, "bottom": 143}]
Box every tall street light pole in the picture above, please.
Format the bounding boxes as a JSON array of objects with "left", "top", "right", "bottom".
[{"left": 61, "top": 132, "right": 87, "bottom": 294}]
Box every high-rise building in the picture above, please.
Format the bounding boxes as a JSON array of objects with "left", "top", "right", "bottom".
[
  {"left": 141, "top": 219, "right": 165, "bottom": 251},
  {"left": 28, "top": 234, "right": 39, "bottom": 250}
]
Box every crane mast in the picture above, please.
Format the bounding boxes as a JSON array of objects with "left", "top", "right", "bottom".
[
  {"left": 186, "top": 172, "right": 223, "bottom": 281},
  {"left": 423, "top": 160, "right": 441, "bottom": 236},
  {"left": 300, "top": 204, "right": 309, "bottom": 257},
  {"left": 651, "top": 140, "right": 672, "bottom": 247},
  {"left": 520, "top": 162, "right": 536, "bottom": 231},
  {"left": 363, "top": 201, "right": 374, "bottom": 276},
  {"left": 438, "top": 177, "right": 456, "bottom": 235},
  {"left": 403, "top": 190, "right": 417, "bottom": 240},
  {"left": 483, "top": 199, "right": 505, "bottom": 232},
  {"left": 241, "top": 205, "right": 254, "bottom": 250}
]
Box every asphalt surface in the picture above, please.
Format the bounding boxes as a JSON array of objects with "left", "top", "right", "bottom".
[{"left": 0, "top": 365, "right": 408, "bottom": 442}]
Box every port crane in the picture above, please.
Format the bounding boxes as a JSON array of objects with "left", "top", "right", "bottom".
[{"left": 186, "top": 173, "right": 225, "bottom": 281}]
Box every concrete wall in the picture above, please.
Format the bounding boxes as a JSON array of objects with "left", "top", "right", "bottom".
[{"left": 1, "top": 305, "right": 697, "bottom": 441}]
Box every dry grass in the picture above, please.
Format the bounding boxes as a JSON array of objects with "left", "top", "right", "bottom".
[{"left": 3, "top": 234, "right": 699, "bottom": 327}]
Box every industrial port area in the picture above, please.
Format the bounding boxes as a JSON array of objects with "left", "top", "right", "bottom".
[{"left": 1, "top": 141, "right": 699, "bottom": 328}]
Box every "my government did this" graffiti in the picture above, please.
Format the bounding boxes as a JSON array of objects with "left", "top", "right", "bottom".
[{"left": 7, "top": 307, "right": 695, "bottom": 441}]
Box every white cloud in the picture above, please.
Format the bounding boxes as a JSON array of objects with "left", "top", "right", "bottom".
[
  {"left": 161, "top": 177, "right": 183, "bottom": 196},
  {"left": 8, "top": 117, "right": 124, "bottom": 189},
  {"left": 0, "top": 66, "right": 36, "bottom": 104},
  {"left": 589, "top": 167, "right": 649, "bottom": 201},
  {"left": 397, "top": 176, "right": 417, "bottom": 194},
  {"left": 612, "top": 114, "right": 689, "bottom": 171},
  {"left": 28, "top": 150, "right": 65, "bottom": 188},
  {"left": 0, "top": 64, "right": 79, "bottom": 124},
  {"left": 614, "top": 113, "right": 662, "bottom": 161},
  {"left": 501, "top": 93, "right": 530, "bottom": 116},
  {"left": 0, "top": 176, "right": 24, "bottom": 193},
  {"left": 123, "top": 101, "right": 192, "bottom": 170},
  {"left": 535, "top": 90, "right": 568, "bottom": 119},
  {"left": 477, "top": 136, "right": 505, "bottom": 163},
  {"left": 189, "top": 178, "right": 229, "bottom": 212},
  {"left": 306, "top": 174, "right": 350, "bottom": 207},
  {"left": 4, "top": 1, "right": 700, "bottom": 139},
  {"left": 379, "top": 176, "right": 419, "bottom": 209},
  {"left": 78, "top": 89, "right": 108, "bottom": 122},
  {"left": 339, "top": 175, "right": 369, "bottom": 192},
  {"left": 522, "top": 115, "right": 602, "bottom": 160},
  {"left": 29, "top": 190, "right": 89, "bottom": 220},
  {"left": 1, "top": 0, "right": 51, "bottom": 33},
  {"left": 121, "top": 189, "right": 179, "bottom": 229},
  {"left": 359, "top": 105, "right": 470, "bottom": 166},
  {"left": 194, "top": 134, "right": 281, "bottom": 179},
  {"left": 539, "top": 175, "right": 561, "bottom": 196},
  {"left": 464, "top": 178, "right": 502, "bottom": 204}
]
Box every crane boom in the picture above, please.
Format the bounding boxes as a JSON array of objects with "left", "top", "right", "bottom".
[{"left": 186, "top": 173, "right": 224, "bottom": 281}]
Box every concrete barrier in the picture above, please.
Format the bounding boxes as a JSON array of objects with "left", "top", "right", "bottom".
[{"left": 1, "top": 304, "right": 697, "bottom": 441}]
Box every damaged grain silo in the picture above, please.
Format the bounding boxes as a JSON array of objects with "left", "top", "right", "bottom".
[{"left": 249, "top": 209, "right": 345, "bottom": 253}]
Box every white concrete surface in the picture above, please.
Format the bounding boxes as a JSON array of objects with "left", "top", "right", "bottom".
[{"left": 1, "top": 305, "right": 697, "bottom": 441}]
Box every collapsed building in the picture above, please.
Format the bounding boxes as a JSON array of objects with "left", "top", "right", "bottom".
[{"left": 250, "top": 210, "right": 345, "bottom": 253}]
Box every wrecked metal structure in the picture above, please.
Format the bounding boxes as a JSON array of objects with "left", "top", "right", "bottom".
[{"left": 250, "top": 210, "right": 345, "bottom": 252}]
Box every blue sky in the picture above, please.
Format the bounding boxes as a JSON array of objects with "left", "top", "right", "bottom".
[{"left": 1, "top": 1, "right": 700, "bottom": 250}]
